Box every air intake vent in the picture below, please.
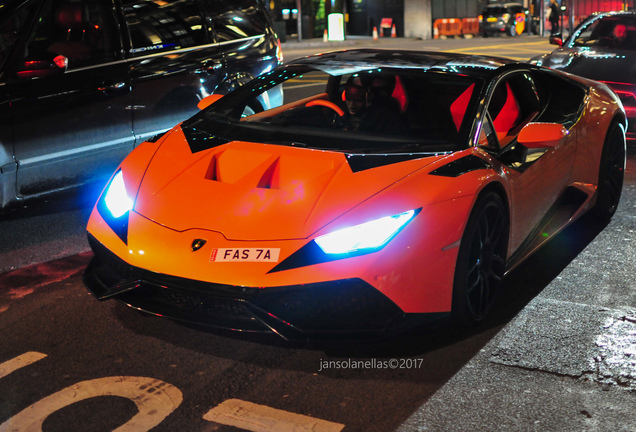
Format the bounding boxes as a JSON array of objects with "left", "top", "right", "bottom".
[
  {"left": 257, "top": 157, "right": 280, "bottom": 189},
  {"left": 205, "top": 154, "right": 220, "bottom": 181}
]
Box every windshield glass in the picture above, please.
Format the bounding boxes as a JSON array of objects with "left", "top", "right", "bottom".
[
  {"left": 184, "top": 64, "right": 481, "bottom": 154},
  {"left": 571, "top": 15, "right": 636, "bottom": 50}
]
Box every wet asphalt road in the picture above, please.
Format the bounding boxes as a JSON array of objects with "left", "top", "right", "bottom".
[{"left": 1, "top": 36, "right": 635, "bottom": 431}]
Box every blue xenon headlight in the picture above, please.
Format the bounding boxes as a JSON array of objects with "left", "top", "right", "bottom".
[
  {"left": 96, "top": 169, "right": 133, "bottom": 244},
  {"left": 315, "top": 210, "right": 417, "bottom": 255},
  {"left": 104, "top": 170, "right": 133, "bottom": 218}
]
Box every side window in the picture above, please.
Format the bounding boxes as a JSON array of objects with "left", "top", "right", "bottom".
[
  {"left": 0, "top": 5, "right": 33, "bottom": 74},
  {"left": 25, "top": 0, "right": 117, "bottom": 69},
  {"left": 202, "top": 0, "right": 269, "bottom": 42},
  {"left": 487, "top": 73, "right": 540, "bottom": 148},
  {"left": 122, "top": 0, "right": 206, "bottom": 55}
]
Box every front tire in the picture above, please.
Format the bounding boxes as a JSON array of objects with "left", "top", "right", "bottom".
[
  {"left": 592, "top": 121, "right": 626, "bottom": 222},
  {"left": 452, "top": 191, "right": 508, "bottom": 326}
]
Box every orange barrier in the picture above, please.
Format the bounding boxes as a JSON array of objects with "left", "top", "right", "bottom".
[
  {"left": 433, "top": 18, "right": 462, "bottom": 39},
  {"left": 461, "top": 17, "right": 480, "bottom": 36}
]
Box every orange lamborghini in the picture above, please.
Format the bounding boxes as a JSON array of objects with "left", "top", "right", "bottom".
[{"left": 83, "top": 50, "right": 626, "bottom": 340}]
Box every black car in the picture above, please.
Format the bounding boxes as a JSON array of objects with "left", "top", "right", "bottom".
[
  {"left": 479, "top": 2, "right": 529, "bottom": 37},
  {"left": 532, "top": 11, "right": 636, "bottom": 139},
  {"left": 0, "top": 0, "right": 282, "bottom": 214}
]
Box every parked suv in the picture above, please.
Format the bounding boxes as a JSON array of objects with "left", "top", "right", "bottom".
[
  {"left": 479, "top": 2, "right": 529, "bottom": 37},
  {"left": 0, "top": 0, "right": 282, "bottom": 213}
]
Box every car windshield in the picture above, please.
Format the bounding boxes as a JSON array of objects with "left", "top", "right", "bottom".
[
  {"left": 184, "top": 64, "right": 481, "bottom": 154},
  {"left": 571, "top": 15, "right": 636, "bottom": 50}
]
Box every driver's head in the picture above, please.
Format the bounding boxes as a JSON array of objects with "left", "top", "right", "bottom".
[
  {"left": 613, "top": 23, "right": 627, "bottom": 40},
  {"left": 344, "top": 76, "right": 367, "bottom": 116}
]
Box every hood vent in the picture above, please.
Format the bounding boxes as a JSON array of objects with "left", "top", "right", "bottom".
[
  {"left": 204, "top": 151, "right": 281, "bottom": 189},
  {"left": 205, "top": 153, "right": 221, "bottom": 181},
  {"left": 257, "top": 157, "right": 281, "bottom": 189}
]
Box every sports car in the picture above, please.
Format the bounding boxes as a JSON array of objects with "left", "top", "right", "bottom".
[
  {"left": 531, "top": 11, "right": 636, "bottom": 139},
  {"left": 83, "top": 49, "right": 626, "bottom": 340}
]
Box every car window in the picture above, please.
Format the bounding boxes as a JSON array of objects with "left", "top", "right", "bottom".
[
  {"left": 188, "top": 66, "right": 480, "bottom": 154},
  {"left": 483, "top": 7, "right": 507, "bottom": 16},
  {"left": 122, "top": 0, "right": 207, "bottom": 55},
  {"left": 21, "top": 0, "right": 117, "bottom": 70},
  {"left": 572, "top": 15, "right": 636, "bottom": 50},
  {"left": 487, "top": 72, "right": 540, "bottom": 148},
  {"left": 0, "top": 4, "right": 32, "bottom": 73},
  {"left": 203, "top": 0, "right": 269, "bottom": 41}
]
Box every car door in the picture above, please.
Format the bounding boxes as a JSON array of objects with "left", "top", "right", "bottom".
[
  {"left": 481, "top": 71, "right": 576, "bottom": 253},
  {"left": 122, "top": 0, "right": 226, "bottom": 144},
  {"left": 7, "top": 0, "right": 132, "bottom": 199}
]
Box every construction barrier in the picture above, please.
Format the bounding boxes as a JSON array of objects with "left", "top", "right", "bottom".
[
  {"left": 433, "top": 18, "right": 462, "bottom": 39},
  {"left": 461, "top": 17, "right": 480, "bottom": 37}
]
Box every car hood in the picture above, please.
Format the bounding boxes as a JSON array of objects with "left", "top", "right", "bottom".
[
  {"left": 134, "top": 128, "right": 440, "bottom": 240},
  {"left": 545, "top": 47, "right": 636, "bottom": 84}
]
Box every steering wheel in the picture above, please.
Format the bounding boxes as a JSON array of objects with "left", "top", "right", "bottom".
[{"left": 305, "top": 99, "right": 345, "bottom": 117}]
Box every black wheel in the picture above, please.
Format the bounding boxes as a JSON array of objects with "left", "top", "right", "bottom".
[
  {"left": 452, "top": 191, "right": 508, "bottom": 325},
  {"left": 592, "top": 121, "right": 626, "bottom": 222}
]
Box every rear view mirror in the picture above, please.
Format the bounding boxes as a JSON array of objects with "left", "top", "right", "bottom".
[
  {"left": 197, "top": 94, "right": 224, "bottom": 110},
  {"left": 518, "top": 122, "right": 568, "bottom": 148},
  {"left": 16, "top": 54, "right": 68, "bottom": 79}
]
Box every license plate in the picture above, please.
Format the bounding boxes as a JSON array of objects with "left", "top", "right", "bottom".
[
  {"left": 487, "top": 17, "right": 497, "bottom": 22},
  {"left": 210, "top": 248, "right": 281, "bottom": 262}
]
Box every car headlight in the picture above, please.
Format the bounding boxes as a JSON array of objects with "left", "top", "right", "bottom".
[
  {"left": 96, "top": 169, "right": 133, "bottom": 244},
  {"left": 315, "top": 209, "right": 418, "bottom": 255},
  {"left": 103, "top": 170, "right": 133, "bottom": 218}
]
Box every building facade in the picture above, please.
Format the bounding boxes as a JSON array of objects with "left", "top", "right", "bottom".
[{"left": 269, "top": 0, "right": 634, "bottom": 41}]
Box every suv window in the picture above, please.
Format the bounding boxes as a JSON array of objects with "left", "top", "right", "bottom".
[
  {"left": 24, "top": 0, "right": 117, "bottom": 69},
  {"left": 203, "top": 0, "right": 269, "bottom": 41},
  {"left": 0, "top": 4, "right": 31, "bottom": 72},
  {"left": 123, "top": 0, "right": 207, "bottom": 55}
]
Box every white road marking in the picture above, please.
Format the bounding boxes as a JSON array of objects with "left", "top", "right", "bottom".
[
  {"left": 0, "top": 376, "right": 183, "bottom": 432},
  {"left": 0, "top": 352, "right": 47, "bottom": 379},
  {"left": 203, "top": 398, "right": 345, "bottom": 432}
]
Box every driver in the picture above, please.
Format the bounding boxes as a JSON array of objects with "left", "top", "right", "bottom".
[
  {"left": 342, "top": 74, "right": 405, "bottom": 134},
  {"left": 343, "top": 77, "right": 368, "bottom": 131},
  {"left": 612, "top": 23, "right": 627, "bottom": 47}
]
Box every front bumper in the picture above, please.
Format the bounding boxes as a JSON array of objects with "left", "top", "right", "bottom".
[{"left": 83, "top": 234, "right": 443, "bottom": 340}]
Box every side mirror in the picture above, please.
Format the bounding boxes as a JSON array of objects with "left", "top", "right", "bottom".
[
  {"left": 549, "top": 34, "right": 564, "bottom": 46},
  {"left": 16, "top": 54, "right": 68, "bottom": 79},
  {"left": 518, "top": 122, "right": 568, "bottom": 148},
  {"left": 197, "top": 94, "right": 224, "bottom": 110}
]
